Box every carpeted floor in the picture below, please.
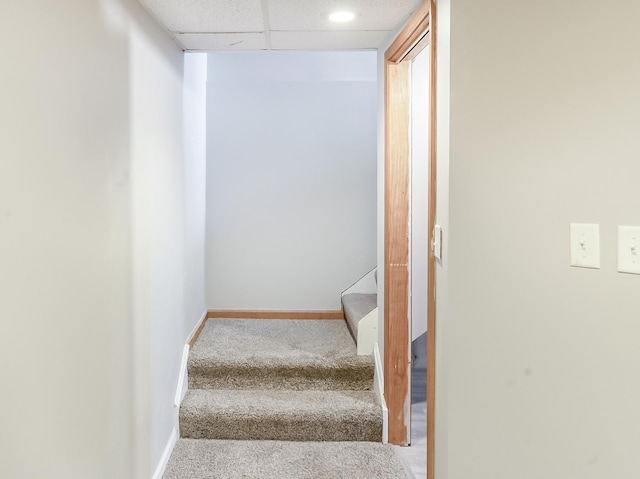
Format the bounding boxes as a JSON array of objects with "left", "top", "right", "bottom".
[
  {"left": 164, "top": 439, "right": 408, "bottom": 479},
  {"left": 164, "top": 317, "right": 407, "bottom": 478}
]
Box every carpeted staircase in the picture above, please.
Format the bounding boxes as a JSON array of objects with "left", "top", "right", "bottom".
[
  {"left": 342, "top": 293, "right": 377, "bottom": 341},
  {"left": 163, "top": 317, "right": 408, "bottom": 478}
]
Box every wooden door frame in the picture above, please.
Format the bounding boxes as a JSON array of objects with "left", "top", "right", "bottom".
[{"left": 384, "top": 1, "right": 436, "bottom": 478}]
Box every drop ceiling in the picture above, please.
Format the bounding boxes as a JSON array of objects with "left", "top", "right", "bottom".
[{"left": 137, "top": 0, "right": 422, "bottom": 51}]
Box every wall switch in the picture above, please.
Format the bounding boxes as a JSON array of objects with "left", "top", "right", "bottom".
[
  {"left": 570, "top": 223, "right": 600, "bottom": 269},
  {"left": 432, "top": 225, "right": 443, "bottom": 260},
  {"left": 618, "top": 226, "right": 640, "bottom": 275}
]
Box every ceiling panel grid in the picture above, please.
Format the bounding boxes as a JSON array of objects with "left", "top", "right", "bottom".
[{"left": 137, "top": 0, "right": 421, "bottom": 51}]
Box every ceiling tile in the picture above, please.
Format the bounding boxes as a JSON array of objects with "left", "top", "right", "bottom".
[
  {"left": 139, "top": 0, "right": 264, "bottom": 33},
  {"left": 268, "top": 0, "right": 421, "bottom": 31},
  {"left": 271, "top": 30, "right": 390, "bottom": 51},
  {"left": 175, "top": 33, "right": 268, "bottom": 51}
]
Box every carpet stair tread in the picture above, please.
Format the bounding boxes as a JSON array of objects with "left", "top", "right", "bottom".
[
  {"left": 163, "top": 439, "right": 408, "bottom": 479},
  {"left": 188, "top": 318, "right": 374, "bottom": 390},
  {"left": 180, "top": 389, "right": 382, "bottom": 442}
]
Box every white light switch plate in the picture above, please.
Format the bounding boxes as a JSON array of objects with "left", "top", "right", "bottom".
[
  {"left": 570, "top": 223, "right": 600, "bottom": 269},
  {"left": 432, "top": 225, "right": 443, "bottom": 260},
  {"left": 618, "top": 226, "right": 640, "bottom": 275}
]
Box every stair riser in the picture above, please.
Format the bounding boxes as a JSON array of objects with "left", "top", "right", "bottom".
[
  {"left": 180, "top": 415, "right": 382, "bottom": 442},
  {"left": 188, "top": 365, "right": 374, "bottom": 391}
]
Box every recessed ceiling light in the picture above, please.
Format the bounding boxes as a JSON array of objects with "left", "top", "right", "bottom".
[{"left": 329, "top": 11, "right": 355, "bottom": 23}]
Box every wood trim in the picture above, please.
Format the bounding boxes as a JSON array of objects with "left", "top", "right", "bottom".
[
  {"left": 206, "top": 310, "right": 344, "bottom": 320},
  {"left": 384, "top": 59, "right": 411, "bottom": 446},
  {"left": 386, "top": 0, "right": 431, "bottom": 63},
  {"left": 426, "top": 1, "right": 438, "bottom": 478},
  {"left": 188, "top": 317, "right": 208, "bottom": 350},
  {"left": 404, "top": 31, "right": 431, "bottom": 63},
  {"left": 384, "top": 0, "right": 437, "bottom": 471}
]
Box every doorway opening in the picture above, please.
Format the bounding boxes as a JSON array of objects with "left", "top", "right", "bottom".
[{"left": 383, "top": 1, "right": 436, "bottom": 478}]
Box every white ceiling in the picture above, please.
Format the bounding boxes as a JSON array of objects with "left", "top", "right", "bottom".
[{"left": 137, "top": 0, "right": 422, "bottom": 51}]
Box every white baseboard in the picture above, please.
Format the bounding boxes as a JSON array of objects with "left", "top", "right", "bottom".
[
  {"left": 373, "top": 342, "right": 389, "bottom": 444},
  {"left": 186, "top": 310, "right": 208, "bottom": 346},
  {"left": 174, "top": 344, "right": 190, "bottom": 430},
  {"left": 155, "top": 310, "right": 207, "bottom": 478},
  {"left": 152, "top": 427, "right": 178, "bottom": 479},
  {"left": 357, "top": 307, "right": 378, "bottom": 356},
  {"left": 174, "top": 310, "right": 207, "bottom": 430}
]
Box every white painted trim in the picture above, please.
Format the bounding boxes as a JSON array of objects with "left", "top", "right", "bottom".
[
  {"left": 373, "top": 342, "right": 385, "bottom": 402},
  {"left": 357, "top": 307, "right": 378, "bottom": 355},
  {"left": 186, "top": 310, "right": 208, "bottom": 346},
  {"left": 174, "top": 344, "right": 190, "bottom": 430},
  {"left": 382, "top": 396, "right": 389, "bottom": 445},
  {"left": 175, "top": 310, "right": 207, "bottom": 430},
  {"left": 374, "top": 342, "right": 389, "bottom": 444},
  {"left": 155, "top": 310, "right": 207, "bottom": 478},
  {"left": 152, "top": 427, "right": 178, "bottom": 479},
  {"left": 342, "top": 267, "right": 378, "bottom": 296}
]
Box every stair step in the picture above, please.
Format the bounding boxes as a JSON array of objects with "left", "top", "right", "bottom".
[
  {"left": 163, "top": 439, "right": 407, "bottom": 479},
  {"left": 342, "top": 293, "right": 377, "bottom": 338},
  {"left": 179, "top": 389, "right": 382, "bottom": 442},
  {"left": 188, "top": 318, "right": 374, "bottom": 390}
]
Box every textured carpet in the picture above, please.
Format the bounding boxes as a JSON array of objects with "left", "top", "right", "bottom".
[
  {"left": 188, "top": 319, "right": 374, "bottom": 390},
  {"left": 341, "top": 293, "right": 377, "bottom": 338},
  {"left": 164, "top": 317, "right": 396, "bottom": 478},
  {"left": 164, "top": 439, "right": 408, "bottom": 479},
  {"left": 180, "top": 389, "right": 382, "bottom": 441}
]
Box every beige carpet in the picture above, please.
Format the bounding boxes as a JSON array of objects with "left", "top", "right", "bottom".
[
  {"left": 164, "top": 317, "right": 407, "bottom": 478},
  {"left": 164, "top": 439, "right": 408, "bottom": 479},
  {"left": 188, "top": 319, "right": 375, "bottom": 390},
  {"left": 180, "top": 389, "right": 382, "bottom": 441}
]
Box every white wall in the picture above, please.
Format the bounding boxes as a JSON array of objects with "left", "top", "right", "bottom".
[
  {"left": 183, "top": 53, "right": 208, "bottom": 338},
  {"left": 128, "top": 11, "right": 202, "bottom": 477},
  {"left": 410, "top": 47, "right": 431, "bottom": 342},
  {"left": 0, "top": 2, "right": 132, "bottom": 477},
  {"left": 206, "top": 52, "right": 377, "bottom": 310},
  {"left": 0, "top": 1, "right": 206, "bottom": 478},
  {"left": 447, "top": 1, "right": 640, "bottom": 478},
  {"left": 434, "top": 2, "right": 451, "bottom": 477}
]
